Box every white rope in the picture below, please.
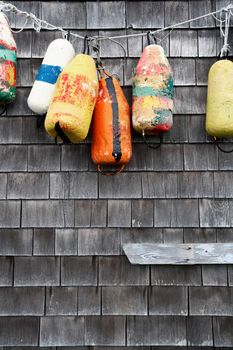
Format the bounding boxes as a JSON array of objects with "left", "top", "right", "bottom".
[
  {"left": 10, "top": 16, "right": 28, "bottom": 33},
  {"left": 0, "top": 1, "right": 233, "bottom": 42},
  {"left": 220, "top": 9, "right": 231, "bottom": 57}
]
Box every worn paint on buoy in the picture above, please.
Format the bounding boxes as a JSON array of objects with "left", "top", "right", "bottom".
[{"left": 132, "top": 44, "right": 174, "bottom": 135}]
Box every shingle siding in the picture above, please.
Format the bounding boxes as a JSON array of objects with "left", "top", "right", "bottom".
[{"left": 0, "top": 0, "right": 232, "bottom": 348}]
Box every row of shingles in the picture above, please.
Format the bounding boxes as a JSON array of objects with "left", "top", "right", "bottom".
[
  {"left": 9, "top": 1, "right": 225, "bottom": 31},
  {"left": 0, "top": 227, "right": 220, "bottom": 255},
  {"left": 3, "top": 198, "right": 233, "bottom": 227},
  {"left": 0, "top": 284, "right": 232, "bottom": 318},
  {"left": 1, "top": 143, "right": 233, "bottom": 171},
  {"left": 0, "top": 114, "right": 215, "bottom": 145},
  {"left": 0, "top": 226, "right": 231, "bottom": 283},
  {"left": 0, "top": 315, "right": 232, "bottom": 347},
  {"left": 2, "top": 170, "right": 233, "bottom": 200},
  {"left": 0, "top": 227, "right": 232, "bottom": 285}
]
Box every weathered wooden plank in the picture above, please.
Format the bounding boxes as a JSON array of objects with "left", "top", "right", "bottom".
[{"left": 123, "top": 243, "right": 233, "bottom": 265}]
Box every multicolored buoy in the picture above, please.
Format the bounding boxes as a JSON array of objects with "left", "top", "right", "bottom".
[
  {"left": 132, "top": 44, "right": 174, "bottom": 139},
  {"left": 0, "top": 12, "right": 17, "bottom": 105},
  {"left": 27, "top": 39, "right": 75, "bottom": 115},
  {"left": 91, "top": 75, "right": 132, "bottom": 173},
  {"left": 45, "top": 54, "right": 99, "bottom": 143}
]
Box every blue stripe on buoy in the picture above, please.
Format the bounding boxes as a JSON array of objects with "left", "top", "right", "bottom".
[{"left": 36, "top": 64, "right": 62, "bottom": 85}]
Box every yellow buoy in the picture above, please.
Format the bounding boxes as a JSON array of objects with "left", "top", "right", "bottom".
[
  {"left": 45, "top": 54, "right": 99, "bottom": 143},
  {"left": 206, "top": 59, "right": 233, "bottom": 138}
]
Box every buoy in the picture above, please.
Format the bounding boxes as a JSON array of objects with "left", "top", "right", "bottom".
[
  {"left": 45, "top": 54, "right": 99, "bottom": 143},
  {"left": 27, "top": 38, "right": 75, "bottom": 115},
  {"left": 132, "top": 44, "right": 173, "bottom": 141},
  {"left": 91, "top": 75, "right": 132, "bottom": 173},
  {"left": 0, "top": 12, "right": 17, "bottom": 104},
  {"left": 206, "top": 59, "right": 233, "bottom": 138}
]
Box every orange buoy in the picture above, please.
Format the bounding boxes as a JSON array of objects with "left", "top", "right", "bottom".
[{"left": 91, "top": 76, "right": 132, "bottom": 173}]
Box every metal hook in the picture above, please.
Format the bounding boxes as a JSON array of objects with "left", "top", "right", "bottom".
[
  {"left": 65, "top": 30, "right": 70, "bottom": 41},
  {"left": 147, "top": 31, "right": 157, "bottom": 45},
  {"left": 83, "top": 35, "right": 90, "bottom": 55}
]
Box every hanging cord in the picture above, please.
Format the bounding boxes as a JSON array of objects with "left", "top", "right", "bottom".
[
  {"left": 0, "top": 105, "right": 6, "bottom": 116},
  {"left": 213, "top": 137, "right": 233, "bottom": 153},
  {"left": 55, "top": 122, "right": 71, "bottom": 145},
  {"left": 62, "top": 30, "right": 70, "bottom": 41},
  {"left": 220, "top": 9, "right": 231, "bottom": 57},
  {"left": 98, "top": 164, "right": 125, "bottom": 176},
  {"left": 89, "top": 39, "right": 105, "bottom": 78},
  {"left": 10, "top": 17, "right": 28, "bottom": 33},
  {"left": 142, "top": 130, "right": 163, "bottom": 150}
]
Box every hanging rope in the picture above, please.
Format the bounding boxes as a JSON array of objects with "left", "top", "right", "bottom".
[
  {"left": 0, "top": 1, "right": 233, "bottom": 43},
  {"left": 220, "top": 9, "right": 231, "bottom": 57}
]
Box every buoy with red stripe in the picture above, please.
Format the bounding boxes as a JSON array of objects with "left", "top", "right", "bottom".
[
  {"left": 91, "top": 73, "right": 132, "bottom": 174},
  {"left": 0, "top": 12, "right": 17, "bottom": 105},
  {"left": 45, "top": 53, "right": 99, "bottom": 143},
  {"left": 27, "top": 38, "right": 75, "bottom": 115},
  {"left": 132, "top": 44, "right": 174, "bottom": 147}
]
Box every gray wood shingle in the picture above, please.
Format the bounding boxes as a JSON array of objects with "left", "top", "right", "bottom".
[
  {"left": 189, "top": 0, "right": 216, "bottom": 27},
  {"left": 151, "top": 265, "right": 202, "bottom": 286},
  {"left": 165, "top": 1, "right": 189, "bottom": 28},
  {"left": 7, "top": 173, "right": 49, "bottom": 199},
  {"left": 170, "top": 30, "right": 198, "bottom": 57},
  {"left": 78, "top": 287, "right": 101, "bottom": 315},
  {"left": 41, "top": 2, "right": 86, "bottom": 29},
  {"left": 126, "top": 1, "right": 164, "bottom": 29},
  {"left": 0, "top": 317, "right": 39, "bottom": 346},
  {"left": 149, "top": 286, "right": 188, "bottom": 315},
  {"left": 0, "top": 258, "right": 13, "bottom": 286},
  {"left": 190, "top": 287, "right": 233, "bottom": 315},
  {"left": 22, "top": 200, "right": 74, "bottom": 228},
  {"left": 99, "top": 173, "right": 142, "bottom": 199},
  {"left": 55, "top": 229, "right": 77, "bottom": 256},
  {"left": 87, "top": 1, "right": 125, "bottom": 29},
  {"left": 187, "top": 316, "right": 213, "bottom": 346},
  {"left": 127, "top": 316, "right": 186, "bottom": 346},
  {"left": 46, "top": 287, "right": 78, "bottom": 316},
  {"left": 0, "top": 229, "right": 32, "bottom": 256},
  {"left": 142, "top": 172, "right": 178, "bottom": 199},
  {"left": 61, "top": 257, "right": 98, "bottom": 286},
  {"left": 0, "top": 146, "right": 27, "bottom": 172},
  {"left": 33, "top": 229, "right": 55, "bottom": 256},
  {"left": 40, "top": 316, "right": 84, "bottom": 346},
  {"left": 78, "top": 228, "right": 121, "bottom": 255},
  {"left": 0, "top": 201, "right": 21, "bottom": 228},
  {"left": 213, "top": 317, "right": 233, "bottom": 346},
  {"left": 102, "top": 286, "right": 147, "bottom": 315},
  {"left": 85, "top": 316, "right": 126, "bottom": 346},
  {"left": 99, "top": 257, "right": 149, "bottom": 286},
  {"left": 132, "top": 200, "right": 154, "bottom": 227},
  {"left": 108, "top": 200, "right": 131, "bottom": 227},
  {"left": 0, "top": 287, "right": 44, "bottom": 316},
  {"left": 14, "top": 257, "right": 60, "bottom": 286}
]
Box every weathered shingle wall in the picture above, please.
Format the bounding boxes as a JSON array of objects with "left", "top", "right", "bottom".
[{"left": 0, "top": 0, "right": 233, "bottom": 348}]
